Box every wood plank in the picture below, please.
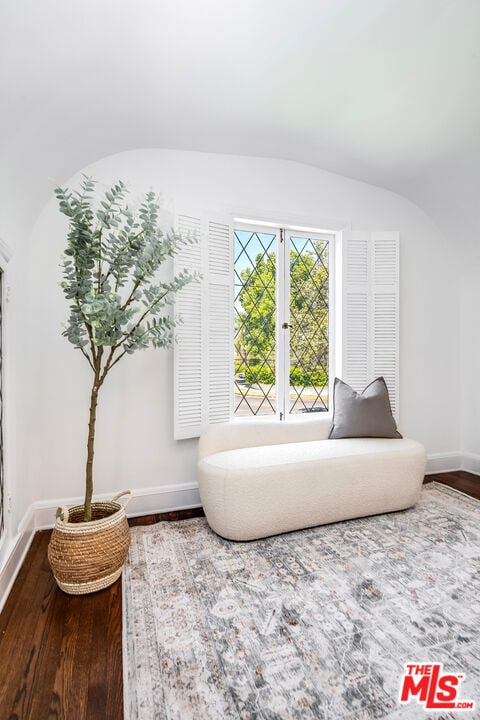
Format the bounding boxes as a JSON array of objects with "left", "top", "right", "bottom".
[
  {"left": 128, "top": 506, "right": 204, "bottom": 527},
  {"left": 104, "top": 579, "right": 123, "bottom": 720},
  {"left": 425, "top": 471, "right": 480, "bottom": 500},
  {"left": 0, "top": 532, "right": 59, "bottom": 719},
  {"left": 0, "top": 507, "right": 200, "bottom": 719}
]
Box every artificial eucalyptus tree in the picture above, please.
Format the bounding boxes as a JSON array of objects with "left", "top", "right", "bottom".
[{"left": 55, "top": 176, "right": 196, "bottom": 521}]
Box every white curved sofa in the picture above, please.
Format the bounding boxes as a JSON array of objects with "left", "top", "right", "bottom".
[{"left": 197, "top": 417, "right": 426, "bottom": 541}]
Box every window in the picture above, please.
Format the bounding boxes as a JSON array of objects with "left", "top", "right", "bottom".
[
  {"left": 233, "top": 224, "right": 333, "bottom": 418},
  {"left": 173, "top": 211, "right": 399, "bottom": 440}
]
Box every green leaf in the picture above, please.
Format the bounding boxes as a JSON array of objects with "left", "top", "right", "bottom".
[{"left": 58, "top": 178, "right": 197, "bottom": 364}]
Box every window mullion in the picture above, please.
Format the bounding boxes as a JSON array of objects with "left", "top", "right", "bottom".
[
  {"left": 275, "top": 229, "right": 285, "bottom": 420},
  {"left": 283, "top": 231, "right": 292, "bottom": 420},
  {"left": 276, "top": 229, "right": 291, "bottom": 421}
]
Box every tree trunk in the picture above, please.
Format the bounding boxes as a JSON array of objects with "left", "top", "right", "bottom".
[{"left": 84, "top": 382, "right": 100, "bottom": 522}]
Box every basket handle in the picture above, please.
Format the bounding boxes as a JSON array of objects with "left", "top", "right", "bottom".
[
  {"left": 56, "top": 506, "right": 70, "bottom": 523},
  {"left": 111, "top": 490, "right": 132, "bottom": 508}
]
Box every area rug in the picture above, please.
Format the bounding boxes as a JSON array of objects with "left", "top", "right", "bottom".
[{"left": 123, "top": 483, "right": 480, "bottom": 719}]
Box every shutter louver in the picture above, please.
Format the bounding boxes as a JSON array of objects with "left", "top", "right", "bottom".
[
  {"left": 373, "top": 233, "right": 399, "bottom": 416},
  {"left": 373, "top": 292, "right": 398, "bottom": 415},
  {"left": 174, "top": 213, "right": 233, "bottom": 439},
  {"left": 343, "top": 232, "right": 370, "bottom": 393},
  {"left": 342, "top": 231, "right": 399, "bottom": 419},
  {"left": 174, "top": 214, "right": 203, "bottom": 439},
  {"left": 344, "top": 293, "right": 369, "bottom": 391},
  {"left": 345, "top": 232, "right": 369, "bottom": 285},
  {"left": 373, "top": 232, "right": 398, "bottom": 285},
  {"left": 207, "top": 220, "right": 233, "bottom": 425}
]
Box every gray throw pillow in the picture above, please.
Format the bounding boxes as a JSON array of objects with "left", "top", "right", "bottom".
[{"left": 329, "top": 377, "right": 402, "bottom": 439}]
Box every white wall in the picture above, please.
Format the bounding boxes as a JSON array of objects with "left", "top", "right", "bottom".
[
  {"left": 460, "top": 268, "right": 480, "bottom": 469},
  {"left": 406, "top": 151, "right": 480, "bottom": 470},
  {"left": 25, "top": 148, "right": 461, "bottom": 509},
  {"left": 0, "top": 224, "right": 32, "bottom": 556}
]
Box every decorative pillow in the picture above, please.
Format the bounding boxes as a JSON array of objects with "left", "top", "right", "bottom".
[{"left": 329, "top": 377, "right": 402, "bottom": 439}]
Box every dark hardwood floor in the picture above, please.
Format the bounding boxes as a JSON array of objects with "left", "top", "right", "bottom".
[
  {"left": 0, "top": 474, "right": 478, "bottom": 720},
  {"left": 423, "top": 470, "right": 480, "bottom": 500},
  {"left": 0, "top": 507, "right": 204, "bottom": 720}
]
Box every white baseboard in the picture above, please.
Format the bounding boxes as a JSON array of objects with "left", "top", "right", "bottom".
[
  {"left": 426, "top": 452, "right": 463, "bottom": 474},
  {"left": 33, "top": 481, "right": 201, "bottom": 530},
  {"left": 0, "top": 482, "right": 200, "bottom": 612},
  {"left": 0, "top": 508, "right": 35, "bottom": 615},
  {"left": 2, "top": 454, "right": 479, "bottom": 614},
  {"left": 463, "top": 453, "right": 480, "bottom": 476},
  {"left": 425, "top": 451, "right": 480, "bottom": 476}
]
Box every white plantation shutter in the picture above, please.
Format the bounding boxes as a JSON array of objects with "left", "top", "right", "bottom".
[
  {"left": 372, "top": 233, "right": 399, "bottom": 416},
  {"left": 206, "top": 221, "right": 234, "bottom": 425},
  {"left": 174, "top": 214, "right": 203, "bottom": 439},
  {"left": 174, "top": 212, "right": 233, "bottom": 439},
  {"left": 341, "top": 231, "right": 399, "bottom": 418}
]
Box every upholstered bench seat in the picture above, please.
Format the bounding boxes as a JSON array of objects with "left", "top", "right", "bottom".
[{"left": 198, "top": 417, "right": 426, "bottom": 541}]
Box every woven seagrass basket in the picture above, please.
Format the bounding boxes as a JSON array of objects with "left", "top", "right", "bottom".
[{"left": 48, "top": 490, "right": 132, "bottom": 595}]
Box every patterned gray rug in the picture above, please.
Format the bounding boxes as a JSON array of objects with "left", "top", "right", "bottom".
[{"left": 123, "top": 483, "right": 480, "bottom": 719}]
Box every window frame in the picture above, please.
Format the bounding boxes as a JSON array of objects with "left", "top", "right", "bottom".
[
  {"left": 173, "top": 210, "right": 399, "bottom": 440},
  {"left": 233, "top": 219, "right": 337, "bottom": 423}
]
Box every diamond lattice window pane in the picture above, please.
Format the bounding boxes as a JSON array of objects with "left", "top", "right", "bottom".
[
  {"left": 234, "top": 230, "right": 277, "bottom": 416},
  {"left": 289, "top": 237, "right": 329, "bottom": 414}
]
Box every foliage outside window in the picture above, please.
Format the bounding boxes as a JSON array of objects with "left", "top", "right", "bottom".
[{"left": 234, "top": 228, "right": 330, "bottom": 418}]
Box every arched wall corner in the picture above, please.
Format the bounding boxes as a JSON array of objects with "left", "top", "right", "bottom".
[
  {"left": 0, "top": 145, "right": 467, "bottom": 611},
  {"left": 23, "top": 147, "right": 463, "bottom": 514}
]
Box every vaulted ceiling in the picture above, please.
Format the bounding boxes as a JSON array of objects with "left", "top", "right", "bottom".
[{"left": 1, "top": 0, "right": 480, "bottom": 236}]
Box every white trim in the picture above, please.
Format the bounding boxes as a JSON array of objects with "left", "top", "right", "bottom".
[
  {"left": 0, "top": 240, "right": 12, "bottom": 548},
  {"left": 17, "top": 505, "right": 35, "bottom": 535},
  {"left": 0, "top": 483, "right": 201, "bottom": 612},
  {"left": 33, "top": 481, "right": 201, "bottom": 530},
  {"left": 328, "top": 232, "right": 337, "bottom": 411},
  {"left": 0, "top": 510, "right": 35, "bottom": 614},
  {"left": 0, "top": 238, "right": 12, "bottom": 266},
  {"left": 426, "top": 452, "right": 463, "bottom": 474},
  {"left": 334, "top": 232, "right": 344, "bottom": 386},
  {"left": 463, "top": 453, "right": 480, "bottom": 476},
  {"left": 231, "top": 205, "right": 350, "bottom": 234},
  {"left": 0, "top": 451, "right": 478, "bottom": 612},
  {"left": 235, "top": 218, "right": 341, "bottom": 235}
]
